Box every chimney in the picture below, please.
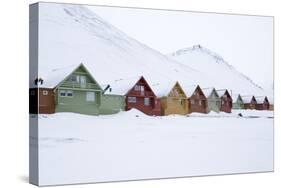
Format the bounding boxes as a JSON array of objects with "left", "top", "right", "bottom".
[{"left": 103, "top": 84, "right": 111, "bottom": 94}]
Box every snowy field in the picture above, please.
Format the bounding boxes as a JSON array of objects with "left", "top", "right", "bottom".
[{"left": 32, "top": 110, "right": 274, "bottom": 186}]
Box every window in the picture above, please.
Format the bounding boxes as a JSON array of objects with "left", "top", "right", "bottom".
[
  {"left": 134, "top": 85, "right": 144, "bottom": 92},
  {"left": 86, "top": 92, "right": 95, "bottom": 101},
  {"left": 42, "top": 90, "right": 48, "bottom": 96},
  {"left": 69, "top": 75, "right": 78, "bottom": 82},
  {"left": 222, "top": 101, "right": 224, "bottom": 105},
  {"left": 144, "top": 97, "right": 150, "bottom": 106},
  {"left": 67, "top": 90, "right": 73, "bottom": 97},
  {"left": 180, "top": 99, "right": 184, "bottom": 106},
  {"left": 190, "top": 100, "right": 195, "bottom": 105},
  {"left": 173, "top": 89, "right": 179, "bottom": 97},
  {"left": 134, "top": 85, "right": 141, "bottom": 91},
  {"left": 128, "top": 96, "right": 136, "bottom": 103},
  {"left": 60, "top": 90, "right": 66, "bottom": 97},
  {"left": 60, "top": 90, "right": 73, "bottom": 97},
  {"left": 80, "top": 76, "right": 87, "bottom": 88},
  {"left": 199, "top": 100, "right": 202, "bottom": 106}
]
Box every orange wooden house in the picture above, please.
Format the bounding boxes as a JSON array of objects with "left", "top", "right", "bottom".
[{"left": 160, "top": 82, "right": 189, "bottom": 115}]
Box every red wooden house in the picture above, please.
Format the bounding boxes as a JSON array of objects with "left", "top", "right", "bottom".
[
  {"left": 242, "top": 96, "right": 257, "bottom": 109},
  {"left": 217, "top": 89, "right": 232, "bottom": 113},
  {"left": 184, "top": 85, "right": 208, "bottom": 114},
  {"left": 125, "top": 76, "right": 161, "bottom": 116},
  {"left": 255, "top": 96, "right": 270, "bottom": 110}
]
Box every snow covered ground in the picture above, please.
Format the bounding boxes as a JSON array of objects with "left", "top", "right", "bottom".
[{"left": 32, "top": 109, "right": 274, "bottom": 186}]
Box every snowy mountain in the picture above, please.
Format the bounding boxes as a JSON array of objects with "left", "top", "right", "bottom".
[
  {"left": 37, "top": 3, "right": 270, "bottom": 98},
  {"left": 169, "top": 45, "right": 272, "bottom": 97}
]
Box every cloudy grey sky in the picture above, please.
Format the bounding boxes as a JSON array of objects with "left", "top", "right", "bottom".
[{"left": 88, "top": 5, "right": 273, "bottom": 89}]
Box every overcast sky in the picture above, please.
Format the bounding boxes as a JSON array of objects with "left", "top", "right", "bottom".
[{"left": 88, "top": 6, "right": 273, "bottom": 89}]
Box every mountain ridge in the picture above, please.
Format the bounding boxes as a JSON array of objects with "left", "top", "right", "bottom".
[{"left": 36, "top": 3, "right": 270, "bottom": 98}]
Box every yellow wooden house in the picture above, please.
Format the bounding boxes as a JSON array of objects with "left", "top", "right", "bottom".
[{"left": 160, "top": 82, "right": 189, "bottom": 115}]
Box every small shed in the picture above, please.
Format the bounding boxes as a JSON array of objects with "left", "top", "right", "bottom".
[
  {"left": 202, "top": 88, "right": 221, "bottom": 113},
  {"left": 255, "top": 96, "right": 270, "bottom": 110},
  {"left": 160, "top": 82, "right": 189, "bottom": 115},
  {"left": 232, "top": 94, "right": 244, "bottom": 109},
  {"left": 183, "top": 85, "right": 208, "bottom": 114},
  {"left": 29, "top": 88, "right": 55, "bottom": 114},
  {"left": 242, "top": 96, "right": 257, "bottom": 110},
  {"left": 217, "top": 89, "right": 232, "bottom": 113}
]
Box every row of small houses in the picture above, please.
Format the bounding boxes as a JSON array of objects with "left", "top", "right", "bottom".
[{"left": 29, "top": 63, "right": 273, "bottom": 116}]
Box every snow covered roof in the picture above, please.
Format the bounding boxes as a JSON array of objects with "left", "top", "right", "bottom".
[
  {"left": 105, "top": 76, "right": 177, "bottom": 97},
  {"left": 216, "top": 89, "right": 228, "bottom": 97},
  {"left": 242, "top": 96, "right": 255, "bottom": 103},
  {"left": 104, "top": 76, "right": 142, "bottom": 96},
  {"left": 232, "top": 94, "right": 243, "bottom": 102},
  {"left": 267, "top": 96, "right": 274, "bottom": 104},
  {"left": 202, "top": 88, "right": 217, "bottom": 98},
  {"left": 31, "top": 63, "right": 81, "bottom": 88},
  {"left": 181, "top": 85, "right": 200, "bottom": 97},
  {"left": 151, "top": 81, "right": 179, "bottom": 97},
  {"left": 255, "top": 96, "right": 268, "bottom": 104}
]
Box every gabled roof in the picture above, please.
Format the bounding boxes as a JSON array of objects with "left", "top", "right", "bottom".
[
  {"left": 31, "top": 64, "right": 78, "bottom": 88},
  {"left": 217, "top": 89, "right": 232, "bottom": 100},
  {"left": 104, "top": 76, "right": 144, "bottom": 96},
  {"left": 202, "top": 87, "right": 219, "bottom": 98},
  {"left": 167, "top": 82, "right": 187, "bottom": 98},
  {"left": 232, "top": 94, "right": 243, "bottom": 103},
  {"left": 105, "top": 75, "right": 179, "bottom": 97},
  {"left": 31, "top": 63, "right": 102, "bottom": 89},
  {"left": 181, "top": 85, "right": 206, "bottom": 98},
  {"left": 267, "top": 96, "right": 274, "bottom": 104},
  {"left": 242, "top": 96, "right": 256, "bottom": 103},
  {"left": 217, "top": 89, "right": 226, "bottom": 97},
  {"left": 125, "top": 76, "right": 157, "bottom": 97},
  {"left": 255, "top": 96, "right": 269, "bottom": 104}
]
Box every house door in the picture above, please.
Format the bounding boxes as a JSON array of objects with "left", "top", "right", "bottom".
[{"left": 80, "top": 76, "right": 86, "bottom": 88}]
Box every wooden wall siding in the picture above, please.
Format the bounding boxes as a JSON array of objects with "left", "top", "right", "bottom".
[
  {"left": 207, "top": 98, "right": 221, "bottom": 113},
  {"left": 220, "top": 91, "right": 232, "bottom": 113},
  {"left": 125, "top": 77, "right": 161, "bottom": 116},
  {"left": 255, "top": 97, "right": 270, "bottom": 110},
  {"left": 188, "top": 86, "right": 208, "bottom": 114},
  {"left": 233, "top": 102, "right": 244, "bottom": 109},
  {"left": 55, "top": 89, "right": 102, "bottom": 115},
  {"left": 100, "top": 94, "right": 125, "bottom": 114},
  {"left": 269, "top": 104, "right": 274, "bottom": 111},
  {"left": 244, "top": 97, "right": 257, "bottom": 110},
  {"left": 161, "top": 97, "right": 189, "bottom": 115},
  {"left": 161, "top": 82, "right": 189, "bottom": 115},
  {"left": 29, "top": 88, "right": 55, "bottom": 114},
  {"left": 206, "top": 90, "right": 221, "bottom": 113},
  {"left": 256, "top": 103, "right": 270, "bottom": 110},
  {"left": 232, "top": 95, "right": 244, "bottom": 109}
]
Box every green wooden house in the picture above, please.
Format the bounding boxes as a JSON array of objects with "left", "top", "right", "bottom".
[
  {"left": 202, "top": 88, "right": 221, "bottom": 113},
  {"left": 232, "top": 94, "right": 244, "bottom": 109},
  {"left": 34, "top": 63, "right": 124, "bottom": 115}
]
